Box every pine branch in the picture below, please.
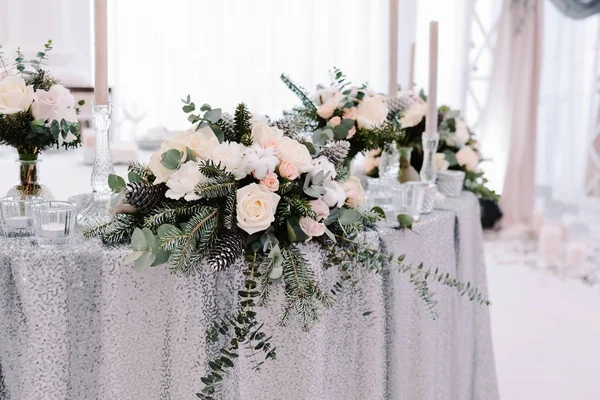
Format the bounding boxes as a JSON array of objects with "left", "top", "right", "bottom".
[
  {"left": 128, "top": 161, "right": 153, "bottom": 182},
  {"left": 280, "top": 74, "right": 317, "bottom": 114},
  {"left": 195, "top": 175, "right": 236, "bottom": 199},
  {"left": 276, "top": 196, "right": 317, "bottom": 224},
  {"left": 198, "top": 159, "right": 232, "bottom": 180},
  {"left": 216, "top": 112, "right": 236, "bottom": 142},
  {"left": 233, "top": 103, "right": 252, "bottom": 146},
  {"left": 83, "top": 214, "right": 140, "bottom": 244},
  {"left": 144, "top": 202, "right": 207, "bottom": 230}
]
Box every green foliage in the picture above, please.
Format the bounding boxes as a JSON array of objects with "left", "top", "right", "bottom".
[
  {"left": 83, "top": 214, "right": 140, "bottom": 245},
  {"left": 195, "top": 175, "right": 236, "bottom": 199},
  {"left": 128, "top": 161, "right": 154, "bottom": 182},
  {"left": 108, "top": 174, "right": 126, "bottom": 193},
  {"left": 144, "top": 202, "right": 208, "bottom": 230},
  {"left": 180, "top": 96, "right": 224, "bottom": 142},
  {"left": 276, "top": 195, "right": 317, "bottom": 225},
  {"left": 280, "top": 74, "right": 318, "bottom": 119},
  {"left": 396, "top": 214, "right": 414, "bottom": 230},
  {"left": 233, "top": 103, "right": 253, "bottom": 145}
]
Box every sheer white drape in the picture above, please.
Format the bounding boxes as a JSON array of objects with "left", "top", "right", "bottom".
[
  {"left": 536, "top": 8, "right": 599, "bottom": 202},
  {"left": 111, "top": 0, "right": 390, "bottom": 131}
]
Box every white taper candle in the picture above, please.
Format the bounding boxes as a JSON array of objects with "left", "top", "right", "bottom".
[
  {"left": 94, "top": 0, "right": 109, "bottom": 105},
  {"left": 425, "top": 21, "right": 438, "bottom": 138}
]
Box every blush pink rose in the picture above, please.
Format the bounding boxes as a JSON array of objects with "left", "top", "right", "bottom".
[
  {"left": 310, "top": 198, "right": 330, "bottom": 221},
  {"left": 329, "top": 116, "right": 341, "bottom": 127},
  {"left": 317, "top": 103, "right": 335, "bottom": 119},
  {"left": 262, "top": 136, "right": 279, "bottom": 148},
  {"left": 278, "top": 160, "right": 299, "bottom": 180},
  {"left": 347, "top": 126, "right": 356, "bottom": 139},
  {"left": 260, "top": 172, "right": 280, "bottom": 192},
  {"left": 299, "top": 217, "right": 326, "bottom": 240},
  {"left": 343, "top": 107, "right": 357, "bottom": 120}
]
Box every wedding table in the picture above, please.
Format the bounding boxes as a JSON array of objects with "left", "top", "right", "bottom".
[{"left": 0, "top": 192, "right": 499, "bottom": 400}]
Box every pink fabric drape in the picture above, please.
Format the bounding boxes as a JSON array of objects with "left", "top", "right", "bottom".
[{"left": 480, "top": 0, "right": 544, "bottom": 227}]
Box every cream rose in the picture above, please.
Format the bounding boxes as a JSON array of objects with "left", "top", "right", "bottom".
[
  {"left": 0, "top": 76, "right": 34, "bottom": 115},
  {"left": 434, "top": 153, "right": 450, "bottom": 172},
  {"left": 455, "top": 146, "right": 480, "bottom": 171},
  {"left": 260, "top": 172, "right": 280, "bottom": 192},
  {"left": 453, "top": 119, "right": 470, "bottom": 146},
  {"left": 310, "top": 199, "right": 330, "bottom": 221},
  {"left": 172, "top": 126, "right": 219, "bottom": 160},
  {"left": 278, "top": 160, "right": 299, "bottom": 180},
  {"left": 277, "top": 137, "right": 313, "bottom": 174},
  {"left": 236, "top": 183, "right": 281, "bottom": 234},
  {"left": 400, "top": 102, "right": 428, "bottom": 128},
  {"left": 31, "top": 85, "right": 77, "bottom": 123},
  {"left": 342, "top": 176, "right": 366, "bottom": 207},
  {"left": 251, "top": 122, "right": 283, "bottom": 147},
  {"left": 148, "top": 141, "right": 188, "bottom": 184},
  {"left": 356, "top": 94, "right": 388, "bottom": 129},
  {"left": 299, "top": 217, "right": 326, "bottom": 240}
]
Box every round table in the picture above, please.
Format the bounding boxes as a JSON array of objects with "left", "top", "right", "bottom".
[{"left": 0, "top": 192, "right": 499, "bottom": 400}]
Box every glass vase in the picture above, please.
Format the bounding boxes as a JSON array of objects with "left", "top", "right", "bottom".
[
  {"left": 397, "top": 147, "right": 420, "bottom": 183},
  {"left": 6, "top": 155, "right": 54, "bottom": 199}
]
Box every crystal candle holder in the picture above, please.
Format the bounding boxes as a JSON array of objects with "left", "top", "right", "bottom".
[
  {"left": 31, "top": 201, "right": 77, "bottom": 247},
  {"left": 366, "top": 177, "right": 396, "bottom": 218},
  {"left": 392, "top": 182, "right": 426, "bottom": 222},
  {"left": 420, "top": 182, "right": 437, "bottom": 214},
  {"left": 436, "top": 170, "right": 465, "bottom": 197},
  {"left": 0, "top": 196, "right": 44, "bottom": 237},
  {"left": 420, "top": 133, "right": 440, "bottom": 183}
]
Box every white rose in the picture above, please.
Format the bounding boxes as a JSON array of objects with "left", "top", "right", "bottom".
[
  {"left": 455, "top": 146, "right": 480, "bottom": 171},
  {"left": 434, "top": 153, "right": 450, "bottom": 172},
  {"left": 236, "top": 183, "right": 281, "bottom": 235},
  {"left": 31, "top": 89, "right": 58, "bottom": 121},
  {"left": 309, "top": 156, "right": 336, "bottom": 180},
  {"left": 243, "top": 144, "right": 279, "bottom": 180},
  {"left": 172, "top": 126, "right": 219, "bottom": 160},
  {"left": 322, "top": 180, "right": 346, "bottom": 208},
  {"left": 400, "top": 102, "right": 428, "bottom": 128},
  {"left": 453, "top": 119, "right": 470, "bottom": 146},
  {"left": 342, "top": 176, "right": 366, "bottom": 208},
  {"left": 251, "top": 122, "right": 283, "bottom": 147},
  {"left": 277, "top": 137, "right": 313, "bottom": 174},
  {"left": 32, "top": 85, "right": 78, "bottom": 123},
  {"left": 211, "top": 141, "right": 248, "bottom": 180},
  {"left": 148, "top": 141, "right": 188, "bottom": 184},
  {"left": 356, "top": 94, "right": 388, "bottom": 129},
  {"left": 0, "top": 76, "right": 34, "bottom": 115},
  {"left": 165, "top": 160, "right": 208, "bottom": 201}
]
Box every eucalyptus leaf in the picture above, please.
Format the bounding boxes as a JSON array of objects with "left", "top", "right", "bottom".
[
  {"left": 333, "top": 125, "right": 349, "bottom": 140},
  {"left": 303, "top": 186, "right": 322, "bottom": 198},
  {"left": 338, "top": 208, "right": 361, "bottom": 225},
  {"left": 127, "top": 171, "right": 143, "bottom": 183},
  {"left": 312, "top": 129, "right": 324, "bottom": 145},
  {"left": 269, "top": 265, "right": 283, "bottom": 280},
  {"left": 322, "top": 128, "right": 334, "bottom": 141},
  {"left": 108, "top": 174, "right": 126, "bottom": 193},
  {"left": 339, "top": 118, "right": 355, "bottom": 130},
  {"left": 123, "top": 251, "right": 144, "bottom": 264},
  {"left": 186, "top": 147, "right": 197, "bottom": 162},
  {"left": 324, "top": 226, "right": 336, "bottom": 243},
  {"left": 160, "top": 149, "right": 182, "bottom": 170},
  {"left": 131, "top": 228, "right": 148, "bottom": 251},
  {"left": 210, "top": 123, "right": 225, "bottom": 143},
  {"left": 313, "top": 170, "right": 324, "bottom": 186},
  {"left": 303, "top": 141, "right": 317, "bottom": 156},
  {"left": 443, "top": 150, "right": 458, "bottom": 167},
  {"left": 142, "top": 227, "right": 158, "bottom": 252},
  {"left": 371, "top": 206, "right": 386, "bottom": 220},
  {"left": 182, "top": 102, "right": 195, "bottom": 113},
  {"left": 396, "top": 214, "right": 414, "bottom": 230},
  {"left": 286, "top": 216, "right": 310, "bottom": 242},
  {"left": 200, "top": 103, "right": 212, "bottom": 112},
  {"left": 151, "top": 249, "right": 171, "bottom": 266},
  {"left": 134, "top": 251, "right": 156, "bottom": 270},
  {"left": 204, "top": 109, "right": 222, "bottom": 124},
  {"left": 157, "top": 223, "right": 181, "bottom": 239}
]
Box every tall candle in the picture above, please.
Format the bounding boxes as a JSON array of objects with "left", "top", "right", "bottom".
[
  {"left": 388, "top": 0, "right": 399, "bottom": 97},
  {"left": 408, "top": 42, "right": 416, "bottom": 91},
  {"left": 94, "top": 0, "right": 109, "bottom": 105},
  {"left": 425, "top": 21, "right": 438, "bottom": 138}
]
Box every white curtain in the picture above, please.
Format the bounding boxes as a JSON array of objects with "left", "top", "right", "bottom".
[{"left": 536, "top": 9, "right": 599, "bottom": 202}]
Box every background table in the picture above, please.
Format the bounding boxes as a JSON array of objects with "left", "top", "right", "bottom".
[{"left": 0, "top": 192, "right": 498, "bottom": 400}]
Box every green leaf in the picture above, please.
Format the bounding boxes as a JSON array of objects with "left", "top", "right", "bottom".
[
  {"left": 134, "top": 251, "right": 156, "bottom": 269},
  {"left": 157, "top": 224, "right": 181, "bottom": 239},
  {"left": 142, "top": 227, "right": 158, "bottom": 252},
  {"left": 108, "top": 174, "right": 126, "bottom": 193},
  {"left": 419, "top": 89, "right": 427, "bottom": 101},
  {"left": 209, "top": 123, "right": 224, "bottom": 143},
  {"left": 186, "top": 146, "right": 197, "bottom": 162},
  {"left": 333, "top": 124, "right": 349, "bottom": 140},
  {"left": 200, "top": 103, "right": 212, "bottom": 112},
  {"left": 396, "top": 214, "right": 414, "bottom": 230},
  {"left": 78, "top": 99, "right": 85, "bottom": 106},
  {"left": 371, "top": 206, "right": 386, "bottom": 219},
  {"left": 127, "top": 171, "right": 143, "bottom": 183},
  {"left": 339, "top": 118, "right": 355, "bottom": 130},
  {"left": 160, "top": 149, "right": 182, "bottom": 170},
  {"left": 151, "top": 249, "right": 171, "bottom": 266},
  {"left": 286, "top": 216, "right": 310, "bottom": 242},
  {"left": 123, "top": 251, "right": 144, "bottom": 264},
  {"left": 182, "top": 102, "right": 196, "bottom": 113},
  {"left": 338, "top": 209, "right": 361, "bottom": 225},
  {"left": 443, "top": 150, "right": 458, "bottom": 167},
  {"left": 204, "top": 109, "right": 222, "bottom": 124},
  {"left": 303, "top": 141, "right": 317, "bottom": 156},
  {"left": 131, "top": 228, "right": 148, "bottom": 251}
]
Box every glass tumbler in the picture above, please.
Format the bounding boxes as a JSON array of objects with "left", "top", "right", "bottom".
[
  {"left": 31, "top": 201, "right": 77, "bottom": 247},
  {"left": 367, "top": 177, "right": 396, "bottom": 217},
  {"left": 393, "top": 182, "right": 426, "bottom": 222},
  {"left": 0, "top": 196, "right": 43, "bottom": 237}
]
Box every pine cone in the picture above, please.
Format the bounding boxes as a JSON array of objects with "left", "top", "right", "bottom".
[
  {"left": 271, "top": 117, "right": 293, "bottom": 136},
  {"left": 217, "top": 112, "right": 235, "bottom": 142},
  {"left": 320, "top": 140, "right": 351, "bottom": 165},
  {"left": 124, "top": 181, "right": 167, "bottom": 213},
  {"left": 207, "top": 229, "right": 247, "bottom": 272},
  {"left": 387, "top": 93, "right": 415, "bottom": 116}
]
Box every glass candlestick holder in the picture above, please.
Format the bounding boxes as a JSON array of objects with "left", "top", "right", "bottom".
[
  {"left": 420, "top": 133, "right": 440, "bottom": 184},
  {"left": 77, "top": 102, "right": 115, "bottom": 228}
]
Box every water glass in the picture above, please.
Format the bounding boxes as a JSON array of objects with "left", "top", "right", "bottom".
[
  {"left": 0, "top": 196, "right": 43, "bottom": 237},
  {"left": 31, "top": 201, "right": 77, "bottom": 247},
  {"left": 367, "top": 177, "right": 395, "bottom": 217},
  {"left": 436, "top": 170, "right": 466, "bottom": 197},
  {"left": 378, "top": 143, "right": 400, "bottom": 179},
  {"left": 393, "top": 182, "right": 426, "bottom": 222},
  {"left": 420, "top": 182, "right": 437, "bottom": 214}
]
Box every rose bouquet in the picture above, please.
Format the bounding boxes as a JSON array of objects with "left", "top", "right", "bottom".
[
  {"left": 85, "top": 97, "right": 489, "bottom": 398},
  {"left": 0, "top": 41, "right": 83, "bottom": 197}
]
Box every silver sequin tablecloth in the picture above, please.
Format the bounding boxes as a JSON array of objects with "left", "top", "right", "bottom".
[{"left": 0, "top": 192, "right": 498, "bottom": 400}]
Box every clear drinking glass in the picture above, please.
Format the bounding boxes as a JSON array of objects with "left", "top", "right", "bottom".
[
  {"left": 367, "top": 177, "right": 396, "bottom": 217},
  {"left": 393, "top": 182, "right": 426, "bottom": 222},
  {"left": 31, "top": 201, "right": 77, "bottom": 247},
  {"left": 0, "top": 196, "right": 44, "bottom": 237},
  {"left": 378, "top": 143, "right": 400, "bottom": 179}
]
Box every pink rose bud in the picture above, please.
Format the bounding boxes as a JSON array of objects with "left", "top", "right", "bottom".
[
  {"left": 259, "top": 172, "right": 280, "bottom": 192},
  {"left": 309, "top": 198, "right": 330, "bottom": 221},
  {"left": 278, "top": 160, "right": 299, "bottom": 180},
  {"left": 329, "top": 116, "right": 341, "bottom": 127},
  {"left": 346, "top": 126, "right": 356, "bottom": 139},
  {"left": 317, "top": 103, "right": 336, "bottom": 119},
  {"left": 343, "top": 107, "right": 357, "bottom": 120},
  {"left": 299, "top": 217, "right": 326, "bottom": 240}
]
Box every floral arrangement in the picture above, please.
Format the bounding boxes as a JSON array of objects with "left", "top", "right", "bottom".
[
  {"left": 85, "top": 96, "right": 489, "bottom": 398},
  {"left": 281, "top": 68, "right": 403, "bottom": 161},
  {"left": 0, "top": 40, "right": 83, "bottom": 159},
  {"left": 365, "top": 91, "right": 499, "bottom": 202}
]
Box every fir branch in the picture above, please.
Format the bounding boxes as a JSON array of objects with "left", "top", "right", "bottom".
[
  {"left": 144, "top": 202, "right": 207, "bottom": 230},
  {"left": 195, "top": 175, "right": 236, "bottom": 199},
  {"left": 83, "top": 214, "right": 140, "bottom": 244},
  {"left": 198, "top": 159, "right": 232, "bottom": 180},
  {"left": 128, "top": 161, "right": 153, "bottom": 182},
  {"left": 233, "top": 103, "right": 253, "bottom": 146},
  {"left": 276, "top": 196, "right": 317, "bottom": 224},
  {"left": 280, "top": 74, "right": 318, "bottom": 114}
]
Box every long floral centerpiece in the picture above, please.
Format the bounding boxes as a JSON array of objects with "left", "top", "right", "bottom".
[
  {"left": 86, "top": 96, "right": 489, "bottom": 398},
  {"left": 0, "top": 40, "right": 83, "bottom": 197}
]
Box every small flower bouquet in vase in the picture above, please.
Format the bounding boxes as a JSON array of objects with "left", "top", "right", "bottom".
[{"left": 0, "top": 40, "right": 83, "bottom": 198}]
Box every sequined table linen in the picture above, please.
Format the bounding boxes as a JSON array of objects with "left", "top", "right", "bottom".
[{"left": 0, "top": 191, "right": 498, "bottom": 400}]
